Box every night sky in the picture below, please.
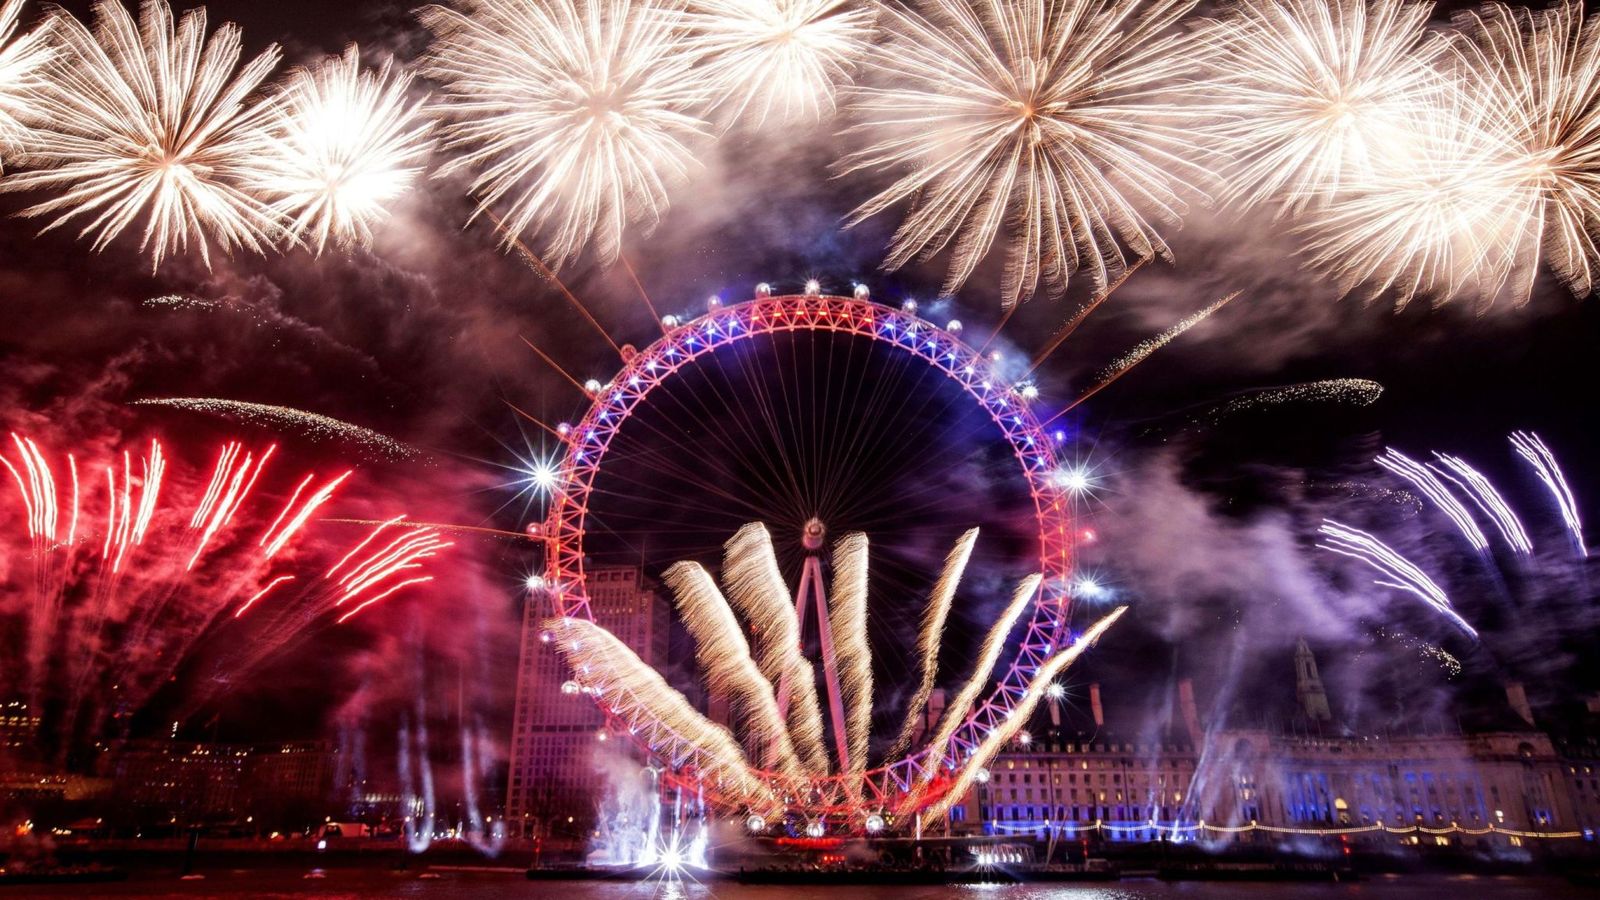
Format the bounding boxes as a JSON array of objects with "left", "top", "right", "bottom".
[{"left": 1, "top": 0, "right": 1597, "bottom": 786}]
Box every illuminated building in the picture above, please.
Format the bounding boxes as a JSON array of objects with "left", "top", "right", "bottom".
[
  {"left": 110, "top": 740, "right": 333, "bottom": 827},
  {"left": 505, "top": 565, "right": 668, "bottom": 838},
  {"left": 0, "top": 700, "right": 41, "bottom": 756},
  {"left": 969, "top": 644, "right": 1590, "bottom": 852}
]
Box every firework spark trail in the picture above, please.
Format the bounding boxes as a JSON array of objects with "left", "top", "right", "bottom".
[
  {"left": 328, "top": 514, "right": 406, "bottom": 576},
  {"left": 192, "top": 443, "right": 240, "bottom": 528},
  {"left": 0, "top": 0, "right": 50, "bottom": 160},
  {"left": 334, "top": 576, "right": 436, "bottom": 624},
  {"left": 1432, "top": 452, "right": 1533, "bottom": 554},
  {"left": 1376, "top": 449, "right": 1489, "bottom": 551},
  {"left": 65, "top": 455, "right": 78, "bottom": 547},
  {"left": 1511, "top": 430, "right": 1587, "bottom": 556},
  {"left": 722, "top": 522, "right": 829, "bottom": 774},
  {"left": 420, "top": 0, "right": 708, "bottom": 268},
  {"left": 251, "top": 44, "right": 434, "bottom": 254},
  {"left": 1452, "top": 1, "right": 1600, "bottom": 304},
  {"left": 143, "top": 293, "right": 219, "bottom": 311},
  {"left": 187, "top": 443, "right": 275, "bottom": 569},
  {"left": 1194, "top": 0, "right": 1449, "bottom": 215},
  {"left": 1091, "top": 294, "right": 1238, "bottom": 387},
  {"left": 219, "top": 520, "right": 450, "bottom": 688},
  {"left": 1328, "top": 480, "right": 1425, "bottom": 516},
  {"left": 234, "top": 574, "right": 294, "bottom": 618},
  {"left": 332, "top": 529, "right": 447, "bottom": 600},
  {"left": 133, "top": 398, "right": 419, "bottom": 462},
  {"left": 921, "top": 606, "right": 1126, "bottom": 825},
  {"left": 3, "top": 434, "right": 57, "bottom": 543},
  {"left": 323, "top": 517, "right": 534, "bottom": 542},
  {"left": 684, "top": 0, "right": 874, "bottom": 129},
  {"left": 1317, "top": 519, "right": 1477, "bottom": 637},
  {"left": 6, "top": 0, "right": 283, "bottom": 269},
  {"left": 1026, "top": 257, "right": 1150, "bottom": 375},
  {"left": 331, "top": 526, "right": 452, "bottom": 622},
  {"left": 914, "top": 573, "right": 1042, "bottom": 779},
  {"left": 1376, "top": 625, "right": 1462, "bottom": 676},
  {"left": 107, "top": 442, "right": 166, "bottom": 572},
  {"left": 1051, "top": 292, "right": 1239, "bottom": 421},
  {"left": 546, "top": 616, "right": 776, "bottom": 810},
  {"left": 839, "top": 0, "right": 1201, "bottom": 308},
  {"left": 1197, "top": 378, "right": 1384, "bottom": 423},
  {"left": 663, "top": 561, "right": 803, "bottom": 777},
  {"left": 261, "top": 471, "right": 351, "bottom": 558},
  {"left": 1, "top": 435, "right": 72, "bottom": 704},
  {"left": 886, "top": 526, "right": 977, "bottom": 764},
  {"left": 828, "top": 532, "right": 872, "bottom": 776}
]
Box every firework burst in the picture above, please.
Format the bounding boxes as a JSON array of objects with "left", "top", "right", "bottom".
[
  {"left": 252, "top": 45, "right": 435, "bottom": 255},
  {"left": 684, "top": 0, "right": 874, "bottom": 128},
  {"left": 1451, "top": 0, "right": 1600, "bottom": 303},
  {"left": 1298, "top": 78, "right": 1526, "bottom": 308},
  {"left": 6, "top": 0, "right": 283, "bottom": 269},
  {"left": 550, "top": 522, "right": 1122, "bottom": 827},
  {"left": 838, "top": 0, "right": 1201, "bottom": 308},
  {"left": 0, "top": 433, "right": 446, "bottom": 758},
  {"left": 1195, "top": 0, "right": 1449, "bottom": 215},
  {"left": 0, "top": 0, "right": 50, "bottom": 161},
  {"left": 421, "top": 0, "right": 708, "bottom": 267}
]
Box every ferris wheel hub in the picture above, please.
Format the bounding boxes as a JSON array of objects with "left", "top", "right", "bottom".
[{"left": 801, "top": 517, "right": 826, "bottom": 551}]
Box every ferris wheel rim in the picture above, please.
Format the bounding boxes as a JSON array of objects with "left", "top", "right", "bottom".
[{"left": 541, "top": 290, "right": 1076, "bottom": 815}]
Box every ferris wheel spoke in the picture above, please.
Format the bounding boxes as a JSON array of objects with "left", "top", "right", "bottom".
[
  {"left": 611, "top": 375, "right": 802, "bottom": 518},
  {"left": 719, "top": 337, "right": 814, "bottom": 523},
  {"left": 727, "top": 334, "right": 814, "bottom": 524},
  {"left": 673, "top": 347, "right": 810, "bottom": 520}
]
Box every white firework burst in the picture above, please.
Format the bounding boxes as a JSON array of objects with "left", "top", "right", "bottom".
[
  {"left": 420, "top": 0, "right": 708, "bottom": 268},
  {"left": 5, "top": 0, "right": 283, "bottom": 269},
  {"left": 0, "top": 0, "right": 51, "bottom": 161},
  {"left": 1451, "top": 0, "right": 1600, "bottom": 303},
  {"left": 252, "top": 45, "right": 435, "bottom": 255},
  {"left": 684, "top": 0, "right": 875, "bottom": 129},
  {"left": 1195, "top": 0, "right": 1450, "bottom": 215},
  {"left": 838, "top": 0, "right": 1203, "bottom": 309},
  {"left": 1298, "top": 78, "right": 1528, "bottom": 309}
]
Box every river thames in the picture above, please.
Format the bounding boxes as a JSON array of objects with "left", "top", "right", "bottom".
[{"left": 15, "top": 871, "right": 1599, "bottom": 899}]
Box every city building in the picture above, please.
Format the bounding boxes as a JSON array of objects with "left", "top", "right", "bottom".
[
  {"left": 966, "top": 644, "right": 1597, "bottom": 853},
  {"left": 505, "top": 565, "right": 669, "bottom": 838},
  {"left": 0, "top": 700, "right": 41, "bottom": 757},
  {"left": 108, "top": 739, "right": 334, "bottom": 828}
]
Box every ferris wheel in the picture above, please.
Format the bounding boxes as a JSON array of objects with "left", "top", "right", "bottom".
[{"left": 536, "top": 283, "right": 1085, "bottom": 832}]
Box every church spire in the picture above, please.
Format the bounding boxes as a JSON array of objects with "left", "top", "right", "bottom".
[{"left": 1295, "top": 638, "right": 1332, "bottom": 722}]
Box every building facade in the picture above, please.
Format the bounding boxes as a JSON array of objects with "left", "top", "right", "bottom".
[
  {"left": 968, "top": 648, "right": 1597, "bottom": 852},
  {"left": 108, "top": 739, "right": 333, "bottom": 828},
  {"left": 505, "top": 565, "right": 669, "bottom": 839}
]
